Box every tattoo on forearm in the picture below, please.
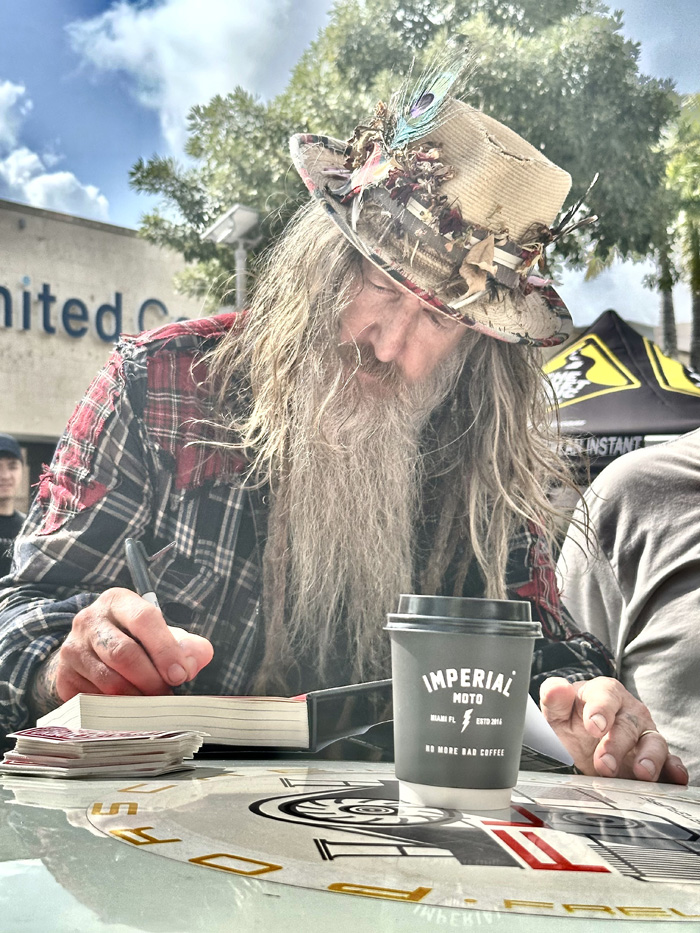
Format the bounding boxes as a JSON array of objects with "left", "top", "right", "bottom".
[{"left": 28, "top": 652, "right": 62, "bottom": 718}]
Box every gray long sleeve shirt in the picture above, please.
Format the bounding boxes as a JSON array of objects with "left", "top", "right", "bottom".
[{"left": 558, "top": 429, "right": 700, "bottom": 782}]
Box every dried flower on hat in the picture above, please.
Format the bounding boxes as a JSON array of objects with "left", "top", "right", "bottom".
[{"left": 290, "top": 45, "right": 586, "bottom": 346}]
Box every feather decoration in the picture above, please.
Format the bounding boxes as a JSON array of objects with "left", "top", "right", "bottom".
[
  {"left": 389, "top": 45, "right": 475, "bottom": 150},
  {"left": 521, "top": 173, "right": 599, "bottom": 261},
  {"left": 549, "top": 172, "right": 600, "bottom": 241},
  {"left": 331, "top": 141, "right": 391, "bottom": 199}
]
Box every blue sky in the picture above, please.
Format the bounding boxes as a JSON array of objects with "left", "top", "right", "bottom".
[
  {"left": 0, "top": 0, "right": 333, "bottom": 225},
  {"left": 0, "top": 0, "right": 698, "bottom": 326}
]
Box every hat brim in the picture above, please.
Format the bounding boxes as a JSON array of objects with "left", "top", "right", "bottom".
[{"left": 290, "top": 133, "right": 573, "bottom": 348}]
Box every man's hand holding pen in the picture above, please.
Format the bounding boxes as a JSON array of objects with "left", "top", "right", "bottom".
[
  {"left": 50, "top": 587, "right": 214, "bottom": 700},
  {"left": 38, "top": 538, "right": 214, "bottom": 706}
]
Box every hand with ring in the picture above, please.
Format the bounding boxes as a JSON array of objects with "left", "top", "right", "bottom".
[{"left": 540, "top": 676, "right": 688, "bottom": 784}]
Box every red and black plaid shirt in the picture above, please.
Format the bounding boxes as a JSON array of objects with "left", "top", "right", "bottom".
[{"left": 0, "top": 314, "right": 612, "bottom": 734}]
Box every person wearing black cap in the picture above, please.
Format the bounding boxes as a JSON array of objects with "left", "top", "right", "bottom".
[{"left": 0, "top": 434, "right": 25, "bottom": 580}]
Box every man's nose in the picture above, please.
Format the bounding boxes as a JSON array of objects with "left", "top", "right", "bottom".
[{"left": 370, "top": 299, "right": 422, "bottom": 363}]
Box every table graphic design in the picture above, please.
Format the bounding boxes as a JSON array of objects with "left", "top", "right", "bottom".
[{"left": 87, "top": 766, "right": 700, "bottom": 920}]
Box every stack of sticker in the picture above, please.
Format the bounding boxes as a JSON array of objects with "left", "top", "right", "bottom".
[{"left": 0, "top": 725, "right": 204, "bottom": 777}]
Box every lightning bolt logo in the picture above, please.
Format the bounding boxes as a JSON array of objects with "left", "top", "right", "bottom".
[{"left": 460, "top": 708, "right": 473, "bottom": 733}]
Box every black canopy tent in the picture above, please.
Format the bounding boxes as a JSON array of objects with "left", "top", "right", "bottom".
[{"left": 544, "top": 309, "right": 700, "bottom": 478}]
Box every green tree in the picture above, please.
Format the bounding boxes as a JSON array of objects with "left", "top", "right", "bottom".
[
  {"left": 666, "top": 95, "right": 700, "bottom": 369},
  {"left": 640, "top": 166, "right": 681, "bottom": 358},
  {"left": 130, "top": 88, "right": 303, "bottom": 301},
  {"left": 657, "top": 241, "right": 680, "bottom": 358},
  {"left": 130, "top": 0, "right": 677, "bottom": 305}
]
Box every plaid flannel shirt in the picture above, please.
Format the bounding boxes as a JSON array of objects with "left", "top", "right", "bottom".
[{"left": 0, "top": 313, "right": 613, "bottom": 734}]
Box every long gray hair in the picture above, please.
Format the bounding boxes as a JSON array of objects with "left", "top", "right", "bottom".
[{"left": 204, "top": 202, "right": 576, "bottom": 690}]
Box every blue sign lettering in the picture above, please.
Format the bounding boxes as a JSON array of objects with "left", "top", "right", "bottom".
[
  {"left": 0, "top": 282, "right": 177, "bottom": 343},
  {"left": 22, "top": 290, "right": 31, "bottom": 330},
  {"left": 0, "top": 286, "right": 10, "bottom": 327},
  {"left": 137, "top": 298, "right": 168, "bottom": 334},
  {"left": 62, "top": 299, "right": 89, "bottom": 338},
  {"left": 38, "top": 283, "right": 57, "bottom": 334},
  {"left": 95, "top": 293, "right": 122, "bottom": 343}
]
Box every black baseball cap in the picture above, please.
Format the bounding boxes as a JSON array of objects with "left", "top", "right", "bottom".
[{"left": 0, "top": 434, "right": 23, "bottom": 462}]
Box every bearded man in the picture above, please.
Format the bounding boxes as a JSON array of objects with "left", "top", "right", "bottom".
[{"left": 0, "top": 70, "right": 686, "bottom": 783}]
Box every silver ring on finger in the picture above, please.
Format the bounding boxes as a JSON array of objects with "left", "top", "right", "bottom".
[{"left": 639, "top": 729, "right": 662, "bottom": 738}]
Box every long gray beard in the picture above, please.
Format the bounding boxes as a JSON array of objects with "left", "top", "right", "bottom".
[{"left": 275, "top": 346, "right": 466, "bottom": 686}]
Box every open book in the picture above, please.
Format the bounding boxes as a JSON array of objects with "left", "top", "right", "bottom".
[
  {"left": 36, "top": 680, "right": 393, "bottom": 752},
  {"left": 36, "top": 681, "right": 573, "bottom": 767}
]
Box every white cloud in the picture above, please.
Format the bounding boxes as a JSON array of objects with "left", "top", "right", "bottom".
[
  {"left": 67, "top": 0, "right": 332, "bottom": 154},
  {"left": 22, "top": 172, "right": 109, "bottom": 220},
  {"left": 0, "top": 85, "right": 109, "bottom": 221},
  {"left": 0, "top": 147, "right": 45, "bottom": 188},
  {"left": 0, "top": 81, "right": 32, "bottom": 149}
]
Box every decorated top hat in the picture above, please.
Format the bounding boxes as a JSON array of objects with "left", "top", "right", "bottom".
[{"left": 290, "top": 58, "right": 578, "bottom": 347}]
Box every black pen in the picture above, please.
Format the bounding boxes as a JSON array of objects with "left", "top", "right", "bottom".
[{"left": 124, "top": 538, "right": 161, "bottom": 609}]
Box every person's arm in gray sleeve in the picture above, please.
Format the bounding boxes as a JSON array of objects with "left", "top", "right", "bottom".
[{"left": 557, "top": 486, "right": 627, "bottom": 666}]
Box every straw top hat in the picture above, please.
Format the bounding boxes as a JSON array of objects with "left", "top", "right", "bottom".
[{"left": 290, "top": 60, "right": 576, "bottom": 347}]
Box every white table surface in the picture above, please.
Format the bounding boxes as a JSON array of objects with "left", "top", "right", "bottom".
[{"left": 1, "top": 758, "right": 699, "bottom": 932}]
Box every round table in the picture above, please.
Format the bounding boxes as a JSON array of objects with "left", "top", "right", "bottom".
[{"left": 1, "top": 759, "right": 699, "bottom": 931}]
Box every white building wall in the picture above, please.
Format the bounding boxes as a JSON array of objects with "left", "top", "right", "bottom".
[{"left": 0, "top": 198, "right": 207, "bottom": 442}]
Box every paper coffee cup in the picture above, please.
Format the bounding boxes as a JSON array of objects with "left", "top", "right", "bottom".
[{"left": 386, "top": 595, "right": 542, "bottom": 810}]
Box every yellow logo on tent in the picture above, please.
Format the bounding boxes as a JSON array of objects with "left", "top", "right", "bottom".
[
  {"left": 644, "top": 339, "right": 700, "bottom": 397},
  {"left": 543, "top": 334, "right": 641, "bottom": 408}
]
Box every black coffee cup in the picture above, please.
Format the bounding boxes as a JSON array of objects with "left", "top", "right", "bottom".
[{"left": 386, "top": 594, "right": 542, "bottom": 810}]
